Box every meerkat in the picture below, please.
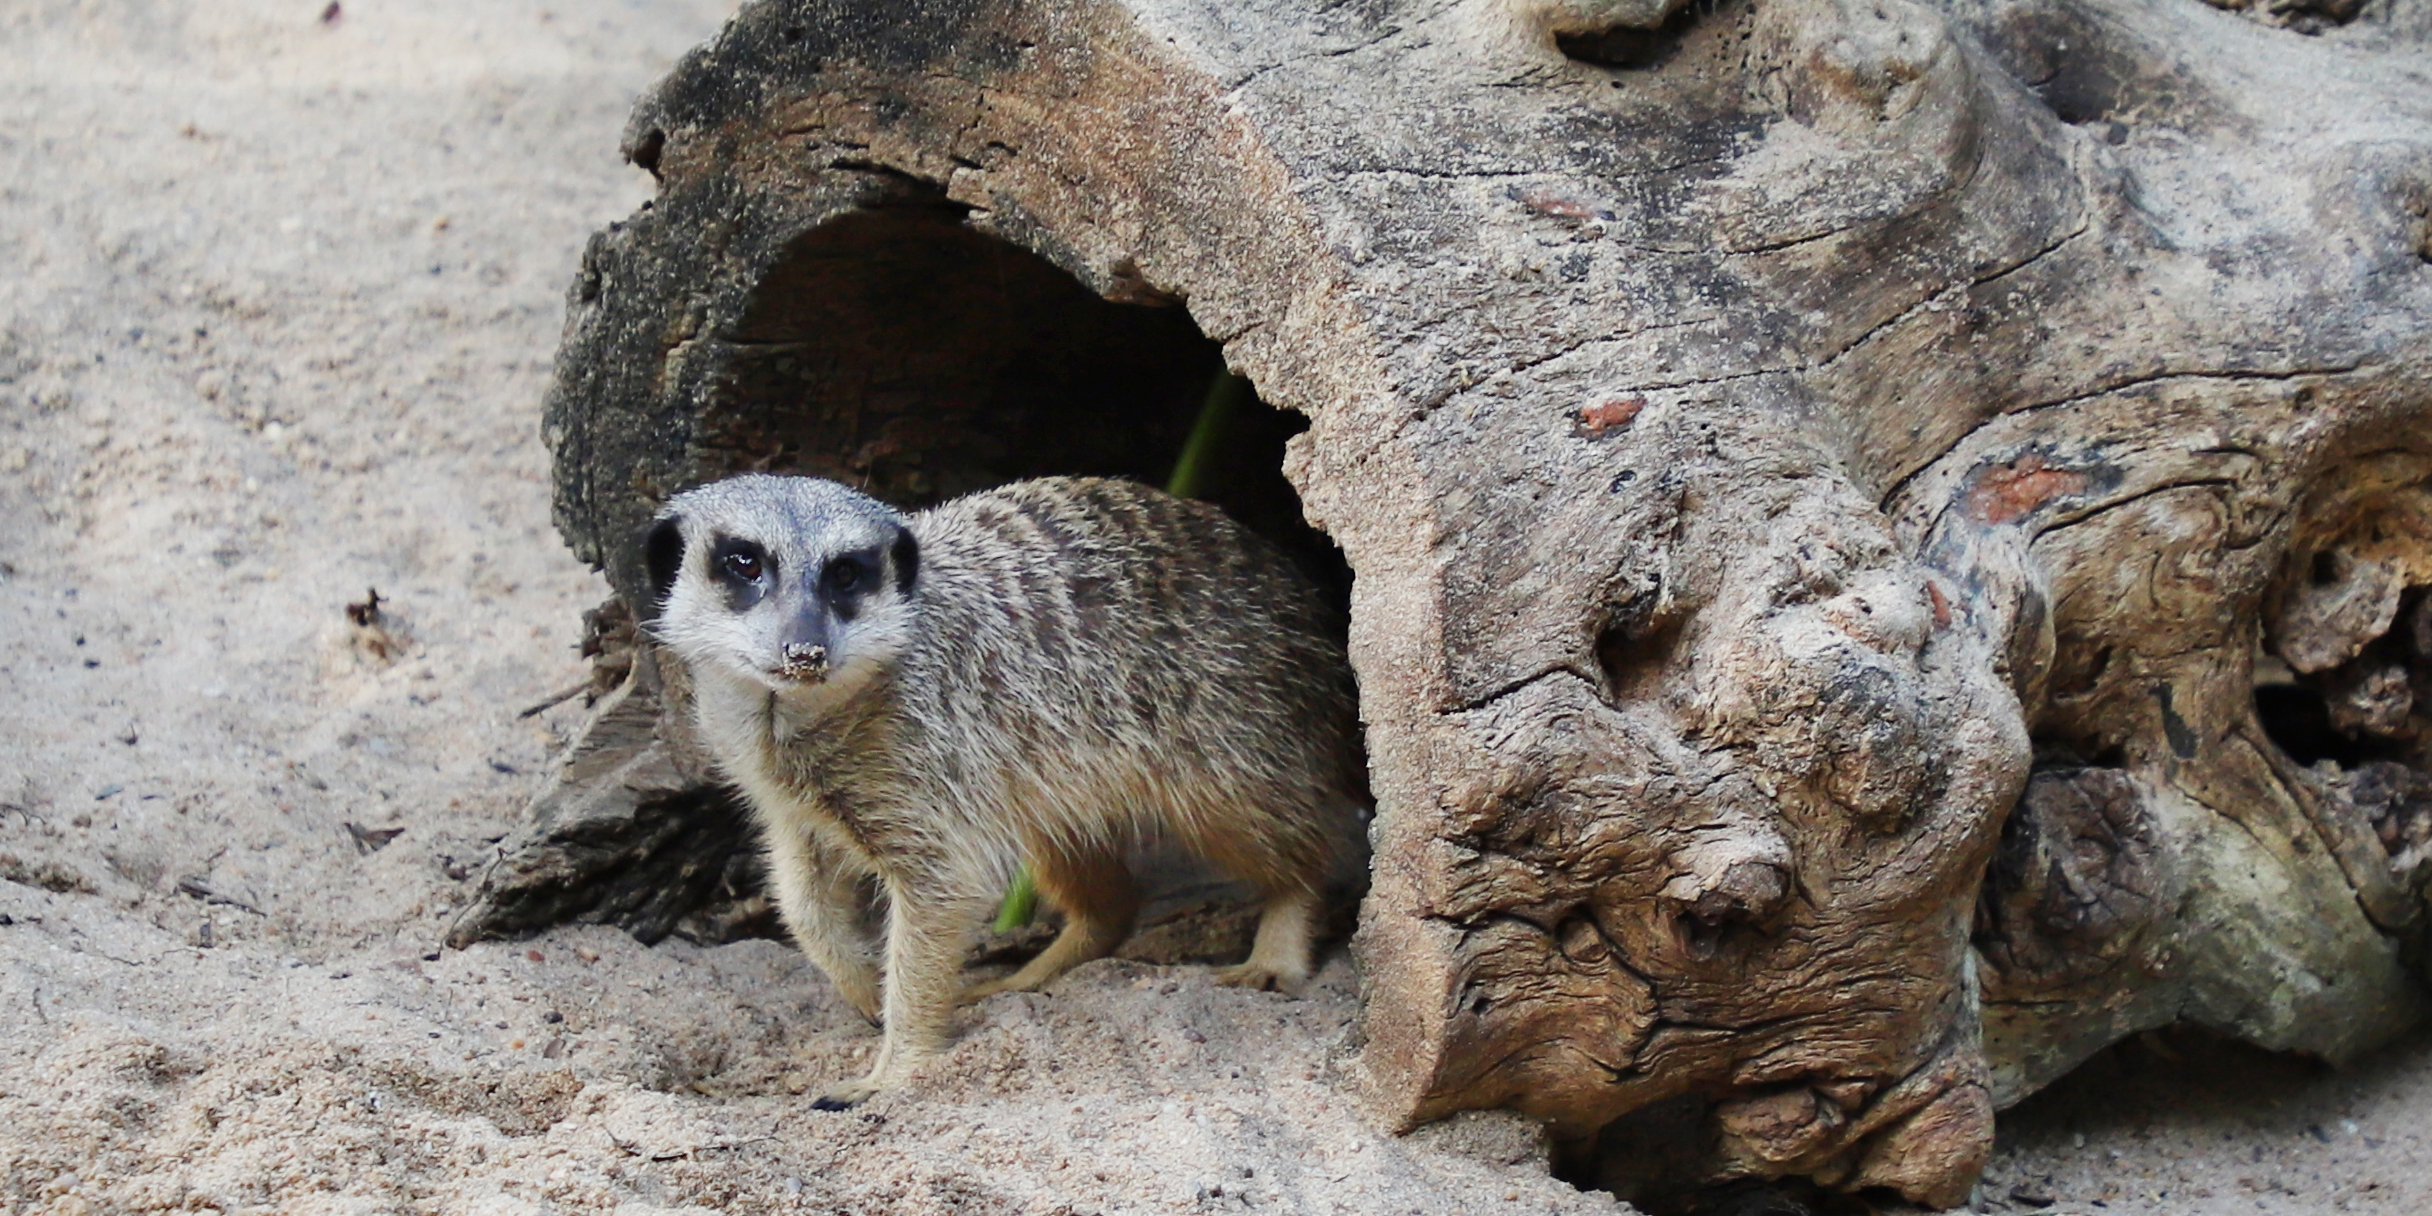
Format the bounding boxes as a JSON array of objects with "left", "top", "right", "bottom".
[{"left": 645, "top": 474, "right": 1366, "bottom": 1108}]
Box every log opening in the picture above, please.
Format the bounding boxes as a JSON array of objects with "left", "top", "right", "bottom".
[{"left": 705, "top": 191, "right": 1350, "bottom": 615}]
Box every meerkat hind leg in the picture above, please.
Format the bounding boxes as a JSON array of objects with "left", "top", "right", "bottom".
[
  {"left": 963, "top": 845, "right": 1141, "bottom": 1002},
  {"left": 1216, "top": 885, "right": 1320, "bottom": 994}
]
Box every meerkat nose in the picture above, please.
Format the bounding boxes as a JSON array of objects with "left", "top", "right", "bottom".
[{"left": 779, "top": 641, "right": 829, "bottom": 681}]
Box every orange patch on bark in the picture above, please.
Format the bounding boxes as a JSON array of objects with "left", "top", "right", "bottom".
[
  {"left": 1964, "top": 454, "right": 2087, "bottom": 524},
  {"left": 1576, "top": 396, "right": 1645, "bottom": 438},
  {"left": 1520, "top": 190, "right": 1601, "bottom": 220}
]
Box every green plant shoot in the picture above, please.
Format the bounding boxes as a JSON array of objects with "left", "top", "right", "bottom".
[{"left": 990, "top": 367, "right": 1250, "bottom": 934}]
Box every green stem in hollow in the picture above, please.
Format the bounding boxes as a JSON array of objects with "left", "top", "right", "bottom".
[
  {"left": 991, "top": 867, "right": 1039, "bottom": 935},
  {"left": 1166, "top": 369, "right": 1248, "bottom": 501},
  {"left": 990, "top": 367, "right": 1249, "bottom": 934}
]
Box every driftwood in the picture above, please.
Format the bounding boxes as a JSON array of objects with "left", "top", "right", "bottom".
[{"left": 459, "top": 0, "right": 2432, "bottom": 1206}]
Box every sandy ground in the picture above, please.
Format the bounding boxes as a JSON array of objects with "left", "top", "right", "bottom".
[{"left": 3, "top": 2, "right": 2431, "bottom": 1214}]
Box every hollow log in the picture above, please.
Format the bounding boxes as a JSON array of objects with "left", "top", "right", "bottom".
[{"left": 461, "top": 0, "right": 2432, "bottom": 1205}]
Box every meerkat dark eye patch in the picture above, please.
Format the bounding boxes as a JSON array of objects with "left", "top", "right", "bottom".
[
  {"left": 890, "top": 526, "right": 919, "bottom": 593},
  {"left": 643, "top": 515, "right": 685, "bottom": 617},
  {"left": 823, "top": 558, "right": 862, "bottom": 595},
  {"left": 711, "top": 534, "right": 771, "bottom": 610},
  {"left": 822, "top": 548, "right": 884, "bottom": 620}
]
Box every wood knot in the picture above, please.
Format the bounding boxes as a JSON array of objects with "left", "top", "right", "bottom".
[
  {"left": 1688, "top": 860, "right": 1787, "bottom": 923},
  {"left": 1977, "top": 766, "right": 2161, "bottom": 994},
  {"left": 1558, "top": 913, "right": 1613, "bottom": 966},
  {"left": 1716, "top": 1086, "right": 1843, "bottom": 1167},
  {"left": 2273, "top": 548, "right": 2404, "bottom": 674},
  {"left": 1663, "top": 859, "right": 1790, "bottom": 959},
  {"left": 2336, "top": 761, "right": 2432, "bottom": 875}
]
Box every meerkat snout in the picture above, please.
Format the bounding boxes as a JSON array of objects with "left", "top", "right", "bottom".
[
  {"left": 644, "top": 473, "right": 1369, "bottom": 1111},
  {"left": 778, "top": 641, "right": 828, "bottom": 681}
]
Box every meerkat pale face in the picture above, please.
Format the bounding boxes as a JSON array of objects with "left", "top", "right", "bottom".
[{"left": 644, "top": 475, "right": 921, "bottom": 699}]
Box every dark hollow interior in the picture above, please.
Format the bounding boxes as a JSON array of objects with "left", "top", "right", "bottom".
[
  {"left": 698, "top": 195, "right": 1350, "bottom": 611},
  {"left": 2253, "top": 682, "right": 2385, "bottom": 768},
  {"left": 656, "top": 195, "right": 1354, "bottom": 945}
]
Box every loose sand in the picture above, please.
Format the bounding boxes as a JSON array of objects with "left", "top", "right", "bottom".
[{"left": 2, "top": 3, "right": 2429, "bottom": 1214}]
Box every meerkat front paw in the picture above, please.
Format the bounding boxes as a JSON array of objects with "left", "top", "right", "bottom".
[
  {"left": 836, "top": 975, "right": 884, "bottom": 1027},
  {"left": 810, "top": 1078, "right": 882, "bottom": 1111}
]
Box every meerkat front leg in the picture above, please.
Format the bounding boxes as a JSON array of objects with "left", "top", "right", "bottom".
[
  {"left": 964, "top": 843, "right": 1141, "bottom": 1002},
  {"left": 761, "top": 821, "right": 884, "bottom": 1025},
  {"left": 814, "top": 874, "right": 985, "bottom": 1110}
]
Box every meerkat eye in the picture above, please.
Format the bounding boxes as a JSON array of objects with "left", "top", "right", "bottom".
[
  {"left": 721, "top": 549, "right": 762, "bottom": 581},
  {"left": 823, "top": 559, "right": 862, "bottom": 594}
]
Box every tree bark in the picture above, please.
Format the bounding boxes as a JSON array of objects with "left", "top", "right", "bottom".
[{"left": 462, "top": 0, "right": 2432, "bottom": 1205}]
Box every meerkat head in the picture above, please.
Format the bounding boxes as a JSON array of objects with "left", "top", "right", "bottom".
[{"left": 643, "top": 475, "right": 921, "bottom": 701}]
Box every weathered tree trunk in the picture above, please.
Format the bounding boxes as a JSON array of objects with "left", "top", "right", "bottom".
[{"left": 460, "top": 0, "right": 2432, "bottom": 1205}]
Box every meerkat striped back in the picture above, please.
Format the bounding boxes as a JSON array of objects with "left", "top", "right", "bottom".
[{"left": 902, "top": 477, "right": 1360, "bottom": 832}]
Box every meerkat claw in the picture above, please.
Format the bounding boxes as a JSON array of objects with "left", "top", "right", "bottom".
[{"left": 811, "top": 1080, "right": 880, "bottom": 1111}]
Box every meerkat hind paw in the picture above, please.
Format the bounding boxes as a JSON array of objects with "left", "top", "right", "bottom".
[
  {"left": 1214, "top": 961, "right": 1306, "bottom": 994},
  {"left": 959, "top": 977, "right": 1022, "bottom": 1004},
  {"left": 811, "top": 1079, "right": 881, "bottom": 1110}
]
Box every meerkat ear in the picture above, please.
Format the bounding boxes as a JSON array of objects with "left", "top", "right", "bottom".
[
  {"left": 643, "top": 514, "right": 686, "bottom": 617},
  {"left": 890, "top": 524, "right": 919, "bottom": 593}
]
